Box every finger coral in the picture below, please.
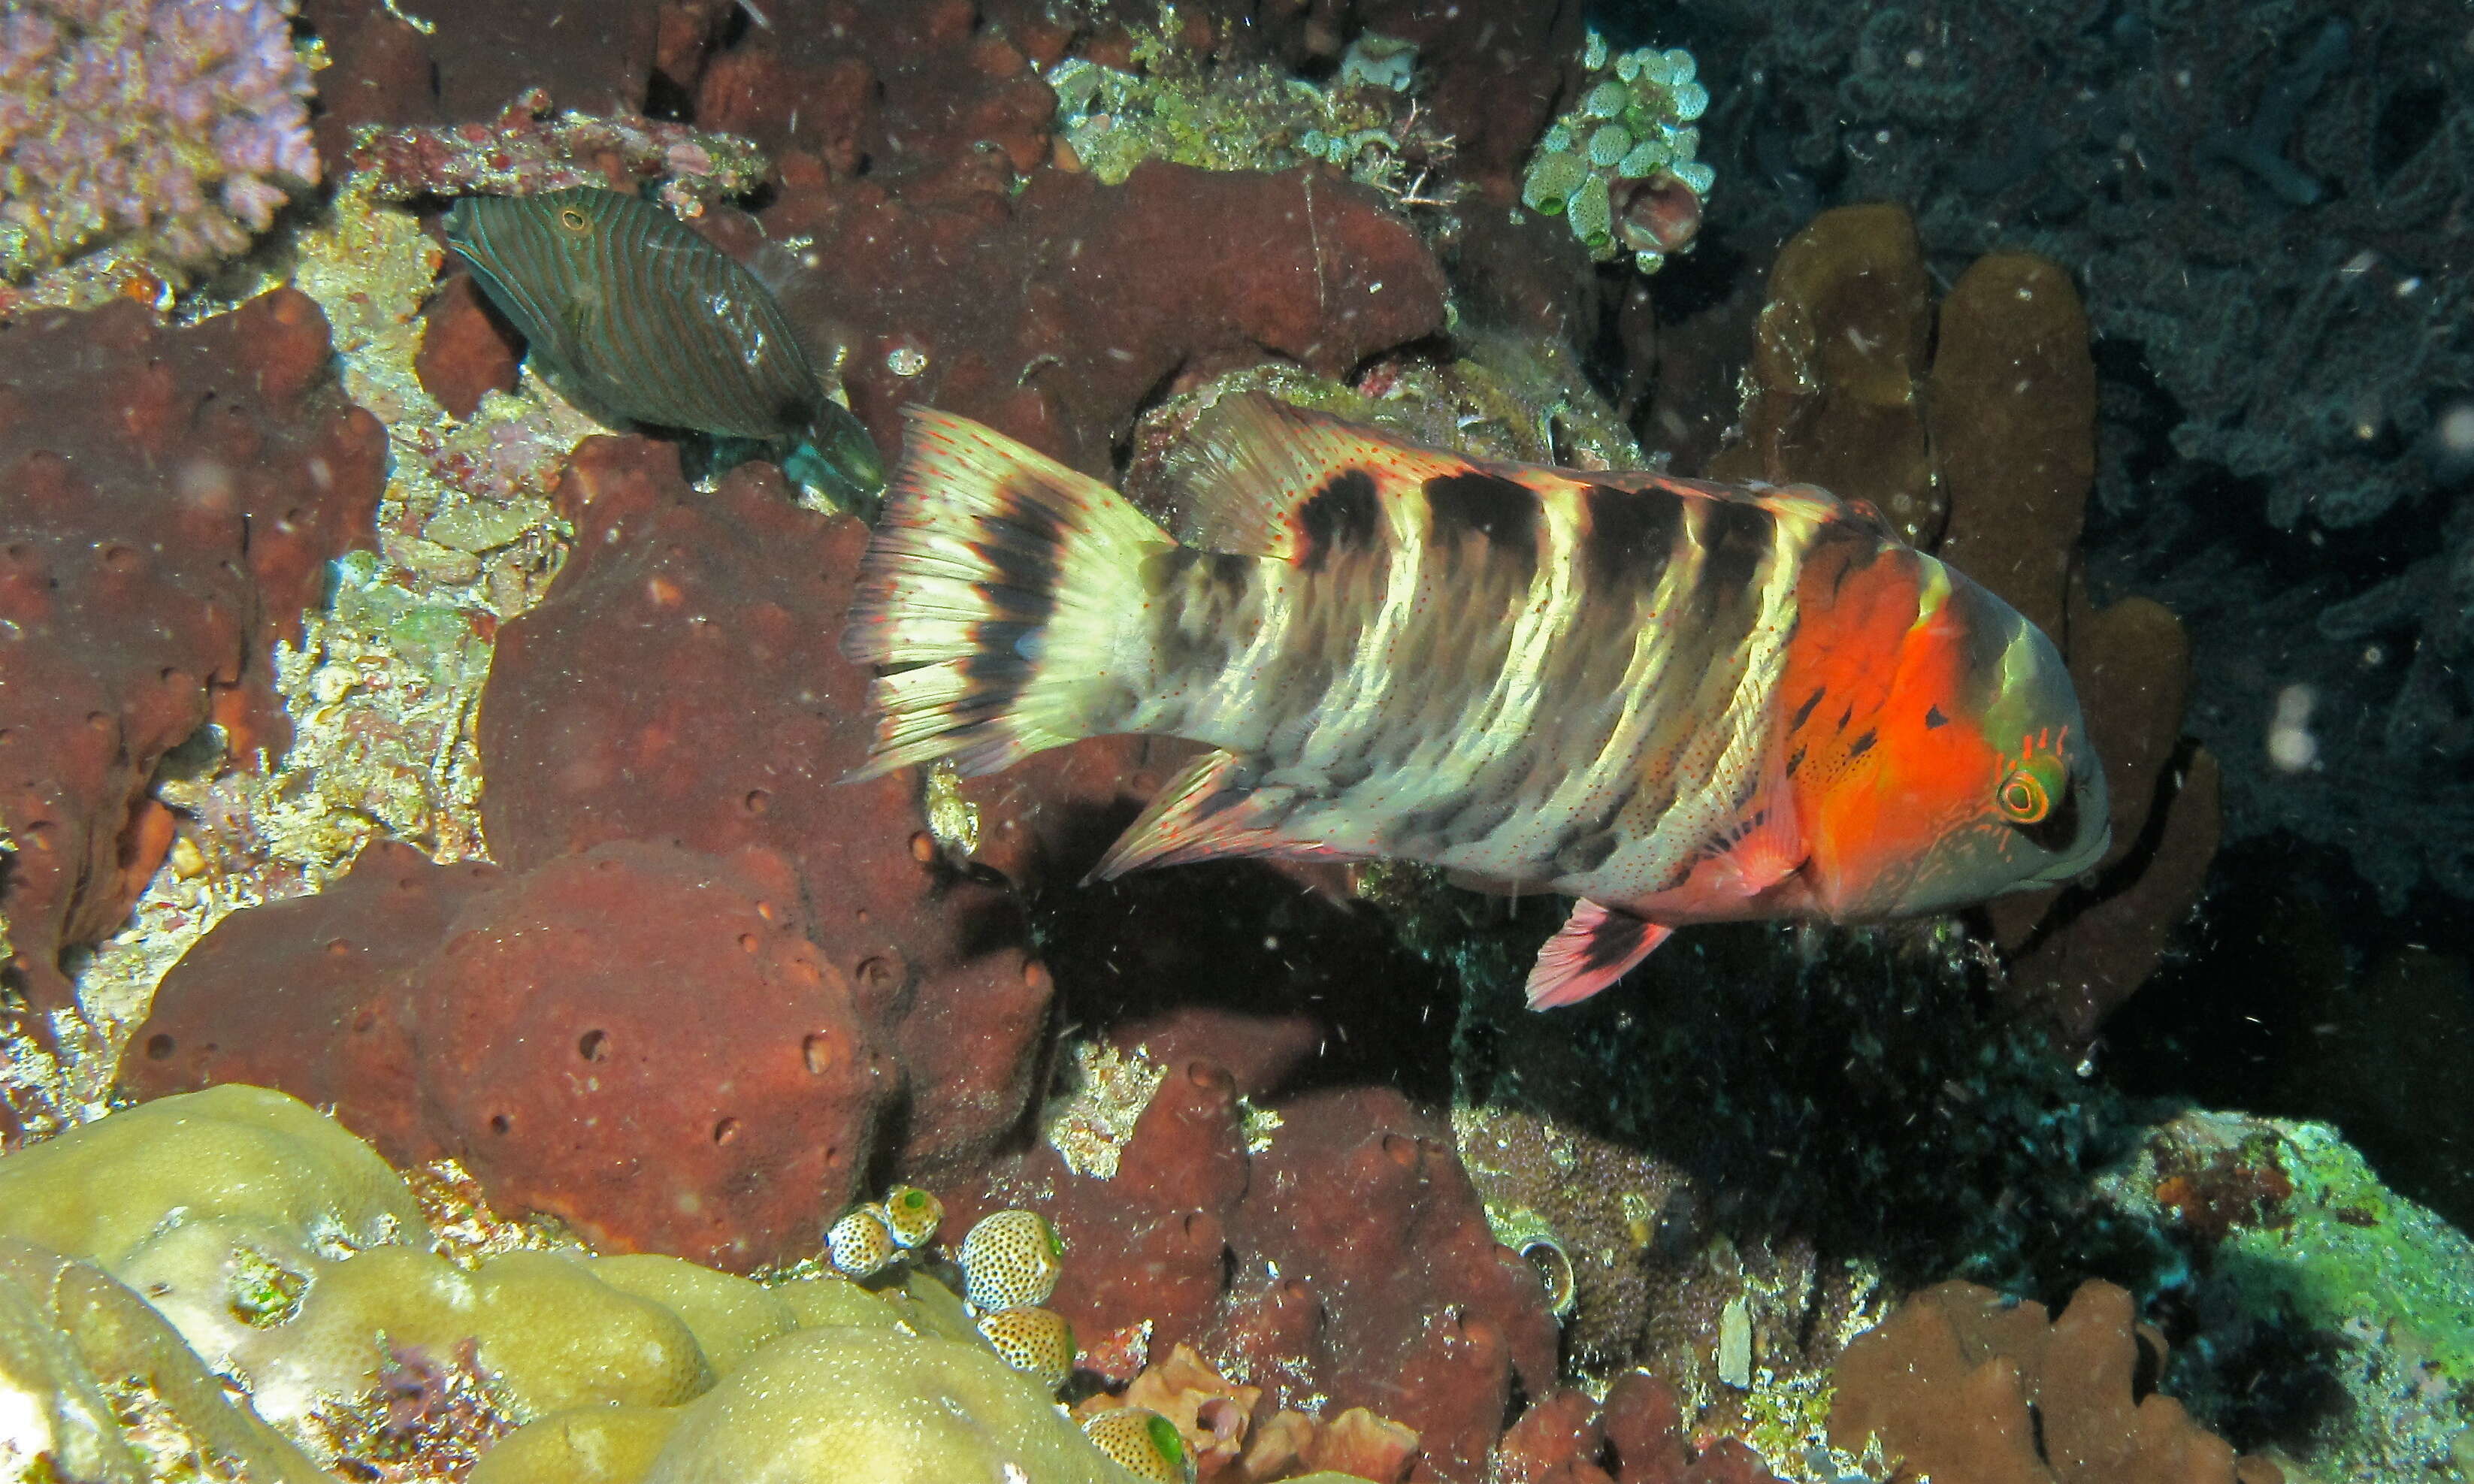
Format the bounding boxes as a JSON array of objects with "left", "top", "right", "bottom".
[{"left": 0, "top": 0, "right": 319, "bottom": 280}]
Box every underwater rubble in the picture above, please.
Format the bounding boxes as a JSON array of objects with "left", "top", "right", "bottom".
[{"left": 2, "top": 3, "right": 2472, "bottom": 1483}]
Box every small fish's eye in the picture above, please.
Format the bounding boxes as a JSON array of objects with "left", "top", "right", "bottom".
[
  {"left": 558, "top": 207, "right": 588, "bottom": 231},
  {"left": 1995, "top": 767, "right": 2051, "bottom": 824}
]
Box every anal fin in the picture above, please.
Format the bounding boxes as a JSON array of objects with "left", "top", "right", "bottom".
[
  {"left": 1704, "top": 800, "right": 1805, "bottom": 902},
  {"left": 1085, "top": 751, "right": 1320, "bottom": 881},
  {"left": 1525, "top": 899, "right": 1673, "bottom": 1010}
]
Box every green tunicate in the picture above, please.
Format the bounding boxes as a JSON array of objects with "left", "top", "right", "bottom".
[
  {"left": 1668, "top": 125, "right": 1702, "bottom": 159},
  {"left": 1521, "top": 150, "right": 1589, "bottom": 216},
  {"left": 1583, "top": 29, "right": 1607, "bottom": 71},
  {"left": 1672, "top": 159, "right": 1716, "bottom": 195},
  {"left": 1581, "top": 80, "right": 1629, "bottom": 119},
  {"left": 1539, "top": 122, "right": 1574, "bottom": 155},
  {"left": 1673, "top": 81, "right": 1710, "bottom": 121},
  {"left": 1586, "top": 124, "right": 1632, "bottom": 168},
  {"left": 1299, "top": 128, "right": 1328, "bottom": 156},
  {"left": 1662, "top": 48, "right": 1697, "bottom": 85},
  {"left": 1615, "top": 51, "right": 1639, "bottom": 82},
  {"left": 1569, "top": 174, "right": 1614, "bottom": 256},
  {"left": 1642, "top": 50, "right": 1677, "bottom": 87},
  {"left": 1617, "top": 141, "right": 1665, "bottom": 179},
  {"left": 1623, "top": 100, "right": 1656, "bottom": 134}
]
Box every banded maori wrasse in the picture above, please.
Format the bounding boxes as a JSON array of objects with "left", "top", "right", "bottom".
[{"left": 840, "top": 395, "right": 2108, "bottom": 1007}]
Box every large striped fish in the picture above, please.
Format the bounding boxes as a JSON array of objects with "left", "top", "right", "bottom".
[
  {"left": 842, "top": 395, "right": 2110, "bottom": 1008},
  {"left": 441, "top": 186, "right": 884, "bottom": 506}
]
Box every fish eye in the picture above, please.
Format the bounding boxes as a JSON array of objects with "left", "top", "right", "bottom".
[
  {"left": 558, "top": 207, "right": 589, "bottom": 231},
  {"left": 1995, "top": 766, "right": 2051, "bottom": 824}
]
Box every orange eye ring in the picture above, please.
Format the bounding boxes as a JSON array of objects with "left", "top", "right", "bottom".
[
  {"left": 558, "top": 207, "right": 589, "bottom": 231},
  {"left": 1995, "top": 767, "right": 2051, "bottom": 824}
]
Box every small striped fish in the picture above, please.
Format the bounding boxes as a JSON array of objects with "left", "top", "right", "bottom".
[
  {"left": 441, "top": 186, "right": 882, "bottom": 504},
  {"left": 842, "top": 395, "right": 2110, "bottom": 1008}
]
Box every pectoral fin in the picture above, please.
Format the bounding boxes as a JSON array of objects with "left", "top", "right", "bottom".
[
  {"left": 1524, "top": 899, "right": 1672, "bottom": 1010},
  {"left": 1086, "top": 751, "right": 1321, "bottom": 881}
]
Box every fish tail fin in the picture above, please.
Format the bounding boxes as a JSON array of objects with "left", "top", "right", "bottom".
[
  {"left": 839, "top": 407, "right": 1172, "bottom": 781},
  {"left": 788, "top": 398, "right": 889, "bottom": 515}
]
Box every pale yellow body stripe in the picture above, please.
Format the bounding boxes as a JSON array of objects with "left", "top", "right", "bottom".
[
  {"left": 1514, "top": 491, "right": 1709, "bottom": 866},
  {"left": 1188, "top": 564, "right": 1297, "bottom": 729},
  {"left": 1567, "top": 495, "right": 1820, "bottom": 899},
  {"left": 1295, "top": 481, "right": 1432, "bottom": 769},
  {"left": 1414, "top": 482, "right": 1587, "bottom": 793},
  {"left": 1649, "top": 503, "right": 1819, "bottom": 851}
]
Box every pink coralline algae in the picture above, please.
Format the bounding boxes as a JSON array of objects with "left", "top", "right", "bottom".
[
  {"left": 346, "top": 89, "right": 767, "bottom": 218},
  {"left": 0, "top": 0, "right": 319, "bottom": 279}
]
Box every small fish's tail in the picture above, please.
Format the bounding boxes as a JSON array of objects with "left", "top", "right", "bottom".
[
  {"left": 839, "top": 407, "right": 1172, "bottom": 781},
  {"left": 787, "top": 400, "right": 889, "bottom": 515}
]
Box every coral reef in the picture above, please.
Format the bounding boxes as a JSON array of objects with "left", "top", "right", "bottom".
[
  {"left": 0, "top": 1085, "right": 1250, "bottom": 1484},
  {"left": 129, "top": 446, "right": 1048, "bottom": 1265},
  {"left": 0, "top": 0, "right": 319, "bottom": 281},
  {"left": 132, "top": 839, "right": 893, "bottom": 1271},
  {"left": 1828, "top": 1277, "right": 2280, "bottom": 1483},
  {"left": 759, "top": 158, "right": 1446, "bottom": 479},
  {"left": 0, "top": 289, "right": 386, "bottom": 1069},
  {"left": 954, "top": 1065, "right": 1559, "bottom": 1483},
  {"left": 0, "top": 1237, "right": 330, "bottom": 1484},
  {"left": 345, "top": 88, "right": 768, "bottom": 218},
  {"left": 473, "top": 441, "right": 1048, "bottom": 1180},
  {"left": 1039, "top": 20, "right": 1463, "bottom": 216},
  {"left": 2097, "top": 1110, "right": 2474, "bottom": 1479},
  {"left": 300, "top": 0, "right": 694, "bottom": 149}
]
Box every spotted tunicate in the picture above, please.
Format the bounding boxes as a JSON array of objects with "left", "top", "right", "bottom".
[
  {"left": 975, "top": 1305, "right": 1075, "bottom": 1391},
  {"left": 1083, "top": 1409, "right": 1194, "bottom": 1483},
  {"left": 959, "top": 1209, "right": 1063, "bottom": 1313},
  {"left": 879, "top": 1186, "right": 943, "bottom": 1250},
  {"left": 825, "top": 1206, "right": 895, "bottom": 1277}
]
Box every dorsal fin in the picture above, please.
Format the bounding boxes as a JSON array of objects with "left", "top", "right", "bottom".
[{"left": 1175, "top": 392, "right": 1474, "bottom": 561}]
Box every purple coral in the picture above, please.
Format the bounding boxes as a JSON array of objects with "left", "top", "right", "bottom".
[{"left": 0, "top": 0, "right": 319, "bottom": 279}]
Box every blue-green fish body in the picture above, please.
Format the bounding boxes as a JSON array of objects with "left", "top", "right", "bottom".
[{"left": 440, "top": 186, "right": 883, "bottom": 503}]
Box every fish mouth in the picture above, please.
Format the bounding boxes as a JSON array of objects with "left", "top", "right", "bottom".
[
  {"left": 440, "top": 198, "right": 477, "bottom": 248},
  {"left": 2022, "top": 824, "right": 2112, "bottom": 890}
]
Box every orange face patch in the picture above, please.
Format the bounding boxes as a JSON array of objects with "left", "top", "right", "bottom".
[{"left": 1777, "top": 542, "right": 2017, "bottom": 917}]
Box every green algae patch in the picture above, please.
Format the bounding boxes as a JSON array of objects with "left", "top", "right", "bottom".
[{"left": 2219, "top": 1120, "right": 2474, "bottom": 1381}]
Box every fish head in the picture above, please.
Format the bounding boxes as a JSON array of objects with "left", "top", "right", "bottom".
[
  {"left": 438, "top": 189, "right": 618, "bottom": 364},
  {"left": 1789, "top": 551, "right": 2110, "bottom": 921}
]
